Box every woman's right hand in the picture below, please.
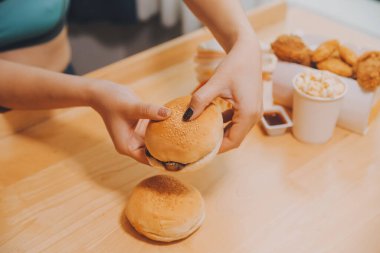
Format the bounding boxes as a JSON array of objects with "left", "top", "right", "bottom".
[{"left": 89, "top": 80, "right": 171, "bottom": 164}]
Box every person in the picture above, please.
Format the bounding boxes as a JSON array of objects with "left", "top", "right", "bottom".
[{"left": 0, "top": 0, "right": 262, "bottom": 164}]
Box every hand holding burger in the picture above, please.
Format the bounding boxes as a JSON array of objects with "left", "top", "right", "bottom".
[
  {"left": 90, "top": 80, "right": 172, "bottom": 164},
  {"left": 145, "top": 96, "right": 223, "bottom": 172},
  {"left": 184, "top": 0, "right": 263, "bottom": 153}
]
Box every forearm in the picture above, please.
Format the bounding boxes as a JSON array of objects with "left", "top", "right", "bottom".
[
  {"left": 0, "top": 59, "right": 93, "bottom": 109},
  {"left": 184, "top": 0, "right": 258, "bottom": 51}
]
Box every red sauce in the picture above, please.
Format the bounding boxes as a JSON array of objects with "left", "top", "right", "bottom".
[{"left": 263, "top": 111, "right": 286, "bottom": 126}]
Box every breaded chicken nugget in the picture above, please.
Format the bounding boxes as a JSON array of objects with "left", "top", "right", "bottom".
[
  {"left": 331, "top": 49, "right": 340, "bottom": 59},
  {"left": 317, "top": 58, "right": 353, "bottom": 77},
  {"left": 339, "top": 45, "right": 358, "bottom": 66},
  {"left": 312, "top": 40, "right": 339, "bottom": 63},
  {"left": 355, "top": 51, "right": 380, "bottom": 91},
  {"left": 271, "top": 35, "right": 311, "bottom": 66}
]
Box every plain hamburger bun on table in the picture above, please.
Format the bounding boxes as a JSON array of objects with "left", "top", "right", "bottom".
[
  {"left": 145, "top": 96, "right": 224, "bottom": 172},
  {"left": 125, "top": 175, "right": 205, "bottom": 242}
]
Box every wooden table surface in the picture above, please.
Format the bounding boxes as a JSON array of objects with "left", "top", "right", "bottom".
[{"left": 1, "top": 1, "right": 380, "bottom": 252}]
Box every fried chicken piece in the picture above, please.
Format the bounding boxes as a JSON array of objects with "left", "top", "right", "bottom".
[
  {"left": 271, "top": 35, "right": 311, "bottom": 66},
  {"left": 317, "top": 58, "right": 353, "bottom": 77},
  {"left": 312, "top": 40, "right": 339, "bottom": 63},
  {"left": 339, "top": 45, "right": 358, "bottom": 66},
  {"left": 331, "top": 49, "right": 340, "bottom": 59},
  {"left": 354, "top": 51, "right": 380, "bottom": 91}
]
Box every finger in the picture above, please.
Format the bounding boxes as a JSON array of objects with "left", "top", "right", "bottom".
[
  {"left": 108, "top": 119, "right": 149, "bottom": 164},
  {"left": 134, "top": 119, "right": 150, "bottom": 138},
  {"left": 120, "top": 132, "right": 150, "bottom": 165},
  {"left": 127, "top": 144, "right": 150, "bottom": 165},
  {"left": 183, "top": 81, "right": 221, "bottom": 121},
  {"left": 219, "top": 122, "right": 246, "bottom": 153},
  {"left": 192, "top": 81, "right": 208, "bottom": 94},
  {"left": 219, "top": 111, "right": 258, "bottom": 153},
  {"left": 135, "top": 103, "right": 171, "bottom": 120},
  {"left": 222, "top": 109, "right": 234, "bottom": 123}
]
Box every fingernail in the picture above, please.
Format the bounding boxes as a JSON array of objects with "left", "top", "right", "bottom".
[
  {"left": 158, "top": 107, "right": 171, "bottom": 117},
  {"left": 182, "top": 107, "right": 193, "bottom": 121}
]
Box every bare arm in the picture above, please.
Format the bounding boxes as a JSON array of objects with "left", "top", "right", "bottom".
[
  {"left": 184, "top": 0, "right": 257, "bottom": 51},
  {"left": 184, "top": 0, "right": 262, "bottom": 152},
  {"left": 0, "top": 59, "right": 170, "bottom": 163},
  {"left": 0, "top": 59, "right": 91, "bottom": 109}
]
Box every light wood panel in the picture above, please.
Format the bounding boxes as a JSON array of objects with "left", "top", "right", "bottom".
[{"left": 1, "top": 1, "right": 380, "bottom": 252}]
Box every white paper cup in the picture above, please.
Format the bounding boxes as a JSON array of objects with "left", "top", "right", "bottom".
[{"left": 292, "top": 73, "right": 347, "bottom": 144}]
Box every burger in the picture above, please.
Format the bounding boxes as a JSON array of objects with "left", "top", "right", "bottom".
[
  {"left": 145, "top": 96, "right": 224, "bottom": 172},
  {"left": 125, "top": 174, "right": 205, "bottom": 242}
]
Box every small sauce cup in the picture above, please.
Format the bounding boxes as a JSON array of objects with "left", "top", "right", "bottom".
[
  {"left": 292, "top": 71, "right": 347, "bottom": 144},
  {"left": 261, "top": 105, "right": 293, "bottom": 136}
]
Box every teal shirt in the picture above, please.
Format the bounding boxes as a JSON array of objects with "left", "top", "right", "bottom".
[{"left": 0, "top": 0, "right": 69, "bottom": 48}]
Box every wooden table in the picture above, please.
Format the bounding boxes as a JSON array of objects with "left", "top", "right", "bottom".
[{"left": 1, "top": 1, "right": 380, "bottom": 252}]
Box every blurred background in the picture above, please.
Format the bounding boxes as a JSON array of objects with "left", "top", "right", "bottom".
[{"left": 68, "top": 0, "right": 380, "bottom": 75}]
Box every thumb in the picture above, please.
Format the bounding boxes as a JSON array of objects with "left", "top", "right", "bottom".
[
  {"left": 183, "top": 82, "right": 220, "bottom": 121},
  {"left": 135, "top": 103, "right": 171, "bottom": 120}
]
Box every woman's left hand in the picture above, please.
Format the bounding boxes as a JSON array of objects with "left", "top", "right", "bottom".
[{"left": 184, "top": 36, "right": 262, "bottom": 153}]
